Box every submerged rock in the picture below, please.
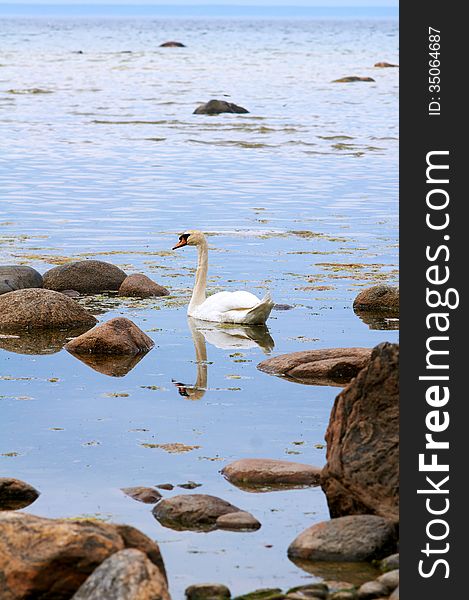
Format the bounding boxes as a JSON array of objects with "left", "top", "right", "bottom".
[
  {"left": 185, "top": 583, "right": 231, "bottom": 599},
  {"left": 257, "top": 348, "right": 372, "bottom": 386},
  {"left": 0, "top": 512, "right": 166, "bottom": 600},
  {"left": 233, "top": 589, "right": 284, "bottom": 600},
  {"left": 321, "top": 343, "right": 399, "bottom": 522},
  {"left": 215, "top": 511, "right": 261, "bottom": 531},
  {"left": 118, "top": 274, "right": 169, "bottom": 298},
  {"left": 374, "top": 61, "right": 399, "bottom": 68},
  {"left": 43, "top": 260, "right": 127, "bottom": 294},
  {"left": 288, "top": 515, "right": 397, "bottom": 563},
  {"left": 0, "top": 289, "right": 97, "bottom": 332},
  {"left": 0, "top": 478, "right": 40, "bottom": 511},
  {"left": 121, "top": 487, "right": 162, "bottom": 504},
  {"left": 332, "top": 76, "right": 375, "bottom": 83},
  {"left": 65, "top": 317, "right": 154, "bottom": 356},
  {"left": 353, "top": 285, "right": 399, "bottom": 314},
  {"left": 152, "top": 494, "right": 242, "bottom": 532},
  {"left": 160, "top": 41, "right": 186, "bottom": 47},
  {"left": 71, "top": 549, "right": 170, "bottom": 600},
  {"left": 221, "top": 458, "right": 321, "bottom": 491},
  {"left": 193, "top": 99, "right": 249, "bottom": 115},
  {"left": 0, "top": 265, "right": 43, "bottom": 295}
]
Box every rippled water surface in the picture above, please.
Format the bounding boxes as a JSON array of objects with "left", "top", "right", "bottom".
[{"left": 1, "top": 16, "right": 398, "bottom": 597}]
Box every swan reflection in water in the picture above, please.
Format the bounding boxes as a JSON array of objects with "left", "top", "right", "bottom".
[{"left": 173, "top": 317, "right": 275, "bottom": 400}]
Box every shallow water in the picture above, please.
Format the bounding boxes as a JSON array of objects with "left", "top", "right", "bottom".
[{"left": 0, "top": 16, "right": 398, "bottom": 597}]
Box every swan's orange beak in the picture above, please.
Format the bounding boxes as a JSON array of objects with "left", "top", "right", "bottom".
[{"left": 172, "top": 238, "right": 187, "bottom": 250}]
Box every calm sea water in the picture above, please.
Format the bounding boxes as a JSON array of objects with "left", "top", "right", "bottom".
[{"left": 0, "top": 15, "right": 398, "bottom": 597}]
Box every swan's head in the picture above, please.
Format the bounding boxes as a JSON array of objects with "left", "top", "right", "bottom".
[{"left": 172, "top": 230, "right": 206, "bottom": 250}]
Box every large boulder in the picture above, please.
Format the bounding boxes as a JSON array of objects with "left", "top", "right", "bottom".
[
  {"left": 221, "top": 458, "right": 321, "bottom": 491},
  {"left": 118, "top": 274, "right": 169, "bottom": 298},
  {"left": 321, "top": 343, "right": 399, "bottom": 521},
  {"left": 257, "top": 348, "right": 372, "bottom": 386},
  {"left": 0, "top": 512, "right": 166, "bottom": 600},
  {"left": 0, "top": 478, "right": 40, "bottom": 510},
  {"left": 0, "top": 265, "right": 43, "bottom": 295},
  {"left": 0, "top": 289, "right": 97, "bottom": 332},
  {"left": 193, "top": 99, "right": 249, "bottom": 115},
  {"left": 288, "top": 515, "right": 397, "bottom": 562},
  {"left": 71, "top": 549, "right": 170, "bottom": 600},
  {"left": 43, "top": 260, "right": 127, "bottom": 293},
  {"left": 65, "top": 317, "right": 154, "bottom": 356},
  {"left": 152, "top": 494, "right": 243, "bottom": 532},
  {"left": 353, "top": 285, "right": 399, "bottom": 314}
]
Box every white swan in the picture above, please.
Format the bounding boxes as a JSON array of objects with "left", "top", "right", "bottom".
[{"left": 172, "top": 231, "right": 274, "bottom": 324}]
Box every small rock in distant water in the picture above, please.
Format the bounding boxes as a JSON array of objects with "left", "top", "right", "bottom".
[
  {"left": 353, "top": 285, "right": 399, "bottom": 314},
  {"left": 258, "top": 348, "right": 372, "bottom": 387},
  {"left": 121, "top": 486, "right": 162, "bottom": 504},
  {"left": 287, "top": 515, "right": 397, "bottom": 562},
  {"left": 185, "top": 582, "right": 231, "bottom": 599},
  {"left": 215, "top": 511, "right": 261, "bottom": 531},
  {"left": 152, "top": 494, "right": 242, "bottom": 532},
  {"left": 178, "top": 481, "right": 202, "bottom": 490},
  {"left": 332, "top": 76, "right": 375, "bottom": 83},
  {"left": 118, "top": 274, "right": 170, "bottom": 298},
  {"left": 71, "top": 548, "right": 170, "bottom": 600},
  {"left": 0, "top": 288, "right": 97, "bottom": 332},
  {"left": 273, "top": 304, "right": 294, "bottom": 311},
  {"left": 65, "top": 317, "right": 154, "bottom": 356},
  {"left": 194, "top": 99, "right": 249, "bottom": 115},
  {"left": 0, "top": 265, "right": 43, "bottom": 295},
  {"left": 160, "top": 41, "right": 186, "bottom": 47},
  {"left": 378, "top": 553, "right": 399, "bottom": 573},
  {"left": 374, "top": 61, "right": 399, "bottom": 68},
  {"left": 221, "top": 458, "right": 321, "bottom": 491},
  {"left": 0, "top": 478, "right": 40, "bottom": 511},
  {"left": 43, "top": 260, "right": 127, "bottom": 294},
  {"left": 156, "top": 483, "right": 174, "bottom": 490}
]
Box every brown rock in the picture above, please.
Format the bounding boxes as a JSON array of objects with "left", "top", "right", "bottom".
[
  {"left": 0, "top": 512, "right": 166, "bottom": 600},
  {"left": 356, "top": 581, "right": 388, "bottom": 599},
  {"left": 119, "top": 274, "right": 169, "bottom": 298},
  {"left": 193, "top": 99, "right": 249, "bottom": 115},
  {"left": 114, "top": 523, "right": 167, "bottom": 582},
  {"left": 257, "top": 348, "right": 372, "bottom": 386},
  {"left": 353, "top": 285, "right": 399, "bottom": 313},
  {"left": 43, "top": 260, "right": 127, "bottom": 293},
  {"left": 374, "top": 62, "right": 399, "bottom": 68},
  {"left": 0, "top": 265, "right": 43, "bottom": 295},
  {"left": 71, "top": 549, "right": 170, "bottom": 600},
  {"left": 65, "top": 317, "right": 154, "bottom": 356},
  {"left": 152, "top": 494, "right": 242, "bottom": 531},
  {"left": 122, "top": 486, "right": 162, "bottom": 504},
  {"left": 0, "top": 288, "right": 97, "bottom": 332},
  {"left": 185, "top": 583, "right": 231, "bottom": 599},
  {"left": 160, "top": 41, "right": 185, "bottom": 47},
  {"left": 320, "top": 342, "right": 399, "bottom": 521},
  {"left": 287, "top": 515, "right": 397, "bottom": 562},
  {"left": 215, "top": 511, "right": 261, "bottom": 531},
  {"left": 329, "top": 593, "right": 357, "bottom": 600},
  {"left": 332, "top": 77, "right": 375, "bottom": 83},
  {"left": 0, "top": 478, "right": 40, "bottom": 510},
  {"left": 286, "top": 583, "right": 328, "bottom": 598},
  {"left": 221, "top": 458, "right": 321, "bottom": 491}
]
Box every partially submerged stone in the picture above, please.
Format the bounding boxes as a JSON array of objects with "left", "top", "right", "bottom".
[
  {"left": 0, "top": 478, "right": 40, "bottom": 511},
  {"left": 152, "top": 494, "right": 242, "bottom": 532},
  {"left": 185, "top": 583, "right": 231, "bottom": 599},
  {"left": 194, "top": 99, "right": 249, "bottom": 115},
  {"left": 215, "top": 511, "right": 261, "bottom": 531},
  {"left": 221, "top": 458, "right": 321, "bottom": 491},
  {"left": 258, "top": 348, "right": 372, "bottom": 386},
  {"left": 332, "top": 77, "right": 375, "bottom": 83},
  {"left": 0, "top": 288, "right": 97, "bottom": 332},
  {"left": 71, "top": 548, "right": 170, "bottom": 600},
  {"left": 374, "top": 62, "right": 399, "bottom": 68},
  {"left": 65, "top": 317, "right": 154, "bottom": 356},
  {"left": 118, "top": 274, "right": 169, "bottom": 298},
  {"left": 287, "top": 515, "right": 397, "bottom": 562},
  {"left": 160, "top": 41, "right": 185, "bottom": 47},
  {"left": 121, "top": 487, "right": 162, "bottom": 504},
  {"left": 0, "top": 265, "right": 43, "bottom": 295},
  {"left": 43, "top": 260, "right": 127, "bottom": 293},
  {"left": 353, "top": 285, "right": 399, "bottom": 314}
]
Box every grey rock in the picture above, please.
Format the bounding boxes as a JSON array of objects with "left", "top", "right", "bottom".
[
  {"left": 153, "top": 494, "right": 242, "bottom": 531},
  {"left": 357, "top": 581, "right": 388, "bottom": 599},
  {"left": 376, "top": 569, "right": 398, "bottom": 592},
  {"left": 194, "top": 99, "right": 249, "bottom": 115},
  {"left": 379, "top": 553, "right": 399, "bottom": 573},
  {"left": 43, "top": 260, "right": 127, "bottom": 293},
  {"left": 215, "top": 511, "right": 261, "bottom": 531},
  {"left": 0, "top": 265, "right": 43, "bottom": 295}
]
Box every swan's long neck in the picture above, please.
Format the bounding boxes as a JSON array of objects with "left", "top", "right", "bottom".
[{"left": 189, "top": 239, "right": 208, "bottom": 312}]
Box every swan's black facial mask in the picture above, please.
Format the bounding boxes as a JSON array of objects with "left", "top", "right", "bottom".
[{"left": 173, "top": 233, "right": 190, "bottom": 250}]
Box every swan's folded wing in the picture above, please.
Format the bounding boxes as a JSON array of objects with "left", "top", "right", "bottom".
[{"left": 203, "top": 290, "right": 261, "bottom": 313}]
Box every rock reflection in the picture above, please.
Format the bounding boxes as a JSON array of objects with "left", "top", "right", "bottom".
[
  {"left": 0, "top": 325, "right": 93, "bottom": 355},
  {"left": 288, "top": 557, "right": 380, "bottom": 586},
  {"left": 353, "top": 309, "right": 399, "bottom": 331},
  {"left": 173, "top": 318, "right": 274, "bottom": 400},
  {"left": 66, "top": 350, "right": 148, "bottom": 377}
]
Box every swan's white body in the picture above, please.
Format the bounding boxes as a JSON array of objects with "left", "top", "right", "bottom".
[{"left": 174, "top": 231, "right": 274, "bottom": 325}]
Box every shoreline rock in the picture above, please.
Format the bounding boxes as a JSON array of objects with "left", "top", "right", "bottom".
[
  {"left": 43, "top": 260, "right": 127, "bottom": 294},
  {"left": 0, "top": 265, "right": 43, "bottom": 295},
  {"left": 221, "top": 458, "right": 321, "bottom": 491},
  {"left": 118, "top": 274, "right": 169, "bottom": 298},
  {"left": 353, "top": 285, "right": 399, "bottom": 314}
]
